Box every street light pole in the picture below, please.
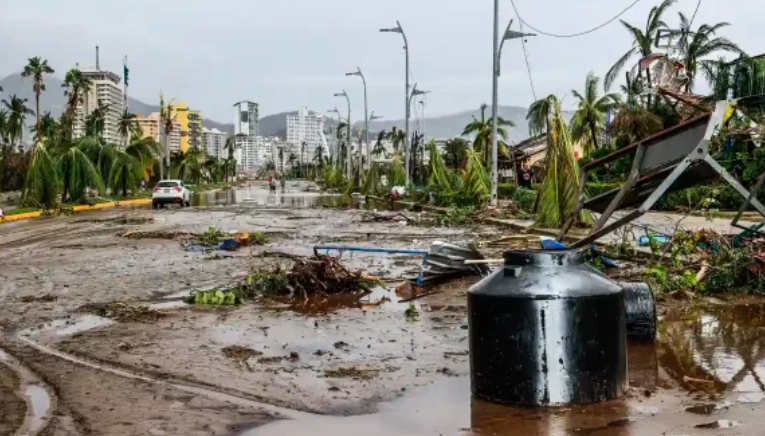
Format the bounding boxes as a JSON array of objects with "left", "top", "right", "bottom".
[
  {"left": 380, "top": 21, "right": 410, "bottom": 187},
  {"left": 346, "top": 67, "right": 368, "bottom": 179},
  {"left": 490, "top": 14, "right": 535, "bottom": 207},
  {"left": 334, "top": 91, "right": 352, "bottom": 179},
  {"left": 328, "top": 108, "right": 341, "bottom": 167}
]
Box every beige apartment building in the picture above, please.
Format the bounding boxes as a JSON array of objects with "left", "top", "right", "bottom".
[{"left": 134, "top": 112, "right": 181, "bottom": 154}]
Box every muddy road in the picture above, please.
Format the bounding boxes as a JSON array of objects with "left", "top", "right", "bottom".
[{"left": 2, "top": 184, "right": 765, "bottom": 435}]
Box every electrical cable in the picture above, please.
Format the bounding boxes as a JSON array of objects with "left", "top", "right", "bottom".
[
  {"left": 509, "top": 0, "right": 644, "bottom": 38},
  {"left": 689, "top": 0, "right": 702, "bottom": 28},
  {"left": 518, "top": 19, "right": 538, "bottom": 100}
]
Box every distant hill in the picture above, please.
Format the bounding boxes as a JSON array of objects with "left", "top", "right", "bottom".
[{"left": 365, "top": 106, "right": 573, "bottom": 143}]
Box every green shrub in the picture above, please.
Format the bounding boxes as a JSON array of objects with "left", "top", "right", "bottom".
[
  {"left": 585, "top": 182, "right": 622, "bottom": 198},
  {"left": 497, "top": 183, "right": 518, "bottom": 199},
  {"left": 654, "top": 184, "right": 765, "bottom": 211},
  {"left": 513, "top": 188, "right": 537, "bottom": 213}
]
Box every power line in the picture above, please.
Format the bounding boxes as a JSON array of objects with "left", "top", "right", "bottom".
[
  {"left": 509, "top": 0, "right": 644, "bottom": 38},
  {"left": 518, "top": 19, "right": 538, "bottom": 100},
  {"left": 689, "top": 0, "right": 703, "bottom": 28}
]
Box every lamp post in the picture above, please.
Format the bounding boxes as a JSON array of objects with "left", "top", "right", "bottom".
[
  {"left": 409, "top": 85, "right": 428, "bottom": 179},
  {"left": 346, "top": 68, "right": 368, "bottom": 179},
  {"left": 328, "top": 108, "right": 342, "bottom": 167},
  {"left": 334, "top": 90, "right": 352, "bottom": 179},
  {"left": 490, "top": 12, "right": 536, "bottom": 207},
  {"left": 380, "top": 21, "right": 411, "bottom": 186}
]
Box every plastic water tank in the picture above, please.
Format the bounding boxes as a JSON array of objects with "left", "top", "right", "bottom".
[{"left": 468, "top": 249, "right": 627, "bottom": 406}]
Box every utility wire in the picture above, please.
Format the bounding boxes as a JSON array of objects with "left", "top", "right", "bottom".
[
  {"left": 509, "top": 0, "right": 644, "bottom": 38},
  {"left": 689, "top": 0, "right": 702, "bottom": 28},
  {"left": 518, "top": 19, "right": 538, "bottom": 100}
]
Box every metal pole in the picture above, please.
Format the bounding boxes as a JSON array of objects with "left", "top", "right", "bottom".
[
  {"left": 361, "top": 70, "right": 369, "bottom": 174},
  {"left": 345, "top": 94, "right": 352, "bottom": 180},
  {"left": 400, "top": 21, "right": 411, "bottom": 188},
  {"left": 490, "top": 0, "right": 500, "bottom": 207}
]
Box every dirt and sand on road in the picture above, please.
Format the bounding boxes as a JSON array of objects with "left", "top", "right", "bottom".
[{"left": 2, "top": 184, "right": 765, "bottom": 436}]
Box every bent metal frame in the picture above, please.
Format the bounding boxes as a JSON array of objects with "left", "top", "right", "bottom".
[{"left": 558, "top": 101, "right": 765, "bottom": 248}]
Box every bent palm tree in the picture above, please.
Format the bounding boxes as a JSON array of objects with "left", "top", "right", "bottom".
[
  {"left": 109, "top": 150, "right": 143, "bottom": 197},
  {"left": 462, "top": 104, "right": 513, "bottom": 165},
  {"left": 570, "top": 72, "right": 621, "bottom": 156},
  {"left": 118, "top": 110, "right": 137, "bottom": 147},
  {"left": 21, "top": 57, "right": 55, "bottom": 142},
  {"left": 676, "top": 15, "right": 745, "bottom": 93},
  {"left": 386, "top": 127, "right": 406, "bottom": 155},
  {"left": 58, "top": 146, "right": 105, "bottom": 203},
  {"left": 527, "top": 96, "right": 555, "bottom": 136},
  {"left": 604, "top": 0, "right": 676, "bottom": 92},
  {"left": 372, "top": 130, "right": 387, "bottom": 157},
  {"left": 535, "top": 96, "right": 584, "bottom": 228},
  {"left": 24, "top": 143, "right": 58, "bottom": 209},
  {"left": 62, "top": 69, "right": 92, "bottom": 138},
  {"left": 442, "top": 137, "right": 469, "bottom": 170},
  {"left": 2, "top": 96, "right": 34, "bottom": 148}
]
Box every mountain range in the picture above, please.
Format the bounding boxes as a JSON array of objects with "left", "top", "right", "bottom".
[{"left": 1, "top": 72, "right": 565, "bottom": 144}]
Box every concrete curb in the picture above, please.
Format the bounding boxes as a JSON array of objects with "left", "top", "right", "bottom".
[{"left": 0, "top": 198, "right": 152, "bottom": 225}]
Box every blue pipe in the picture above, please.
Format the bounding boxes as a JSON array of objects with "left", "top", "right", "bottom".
[{"left": 313, "top": 245, "right": 428, "bottom": 256}]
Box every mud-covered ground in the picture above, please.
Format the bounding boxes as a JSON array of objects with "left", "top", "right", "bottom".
[{"left": 2, "top": 184, "right": 765, "bottom": 436}]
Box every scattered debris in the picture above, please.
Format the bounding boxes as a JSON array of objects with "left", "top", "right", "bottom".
[
  {"left": 324, "top": 367, "right": 380, "bottom": 381},
  {"left": 256, "top": 356, "right": 284, "bottom": 364},
  {"left": 694, "top": 420, "right": 742, "bottom": 429},
  {"left": 404, "top": 303, "right": 419, "bottom": 320},
  {"left": 80, "top": 303, "right": 165, "bottom": 323},
  {"left": 222, "top": 345, "right": 263, "bottom": 362},
  {"left": 186, "top": 289, "right": 240, "bottom": 306},
  {"left": 18, "top": 294, "right": 58, "bottom": 303},
  {"left": 333, "top": 341, "right": 349, "bottom": 349}
]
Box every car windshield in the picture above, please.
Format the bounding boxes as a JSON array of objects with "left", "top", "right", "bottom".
[{"left": 157, "top": 181, "right": 179, "bottom": 188}]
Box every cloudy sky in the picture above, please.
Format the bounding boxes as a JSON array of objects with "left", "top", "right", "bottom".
[{"left": 0, "top": 0, "right": 757, "bottom": 123}]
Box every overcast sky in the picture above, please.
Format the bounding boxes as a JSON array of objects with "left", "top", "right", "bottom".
[{"left": 0, "top": 0, "right": 758, "bottom": 123}]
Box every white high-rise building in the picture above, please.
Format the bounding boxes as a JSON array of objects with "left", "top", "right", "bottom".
[
  {"left": 233, "top": 100, "right": 259, "bottom": 172},
  {"left": 73, "top": 68, "right": 124, "bottom": 144},
  {"left": 286, "top": 107, "right": 328, "bottom": 165},
  {"left": 201, "top": 128, "right": 228, "bottom": 159}
]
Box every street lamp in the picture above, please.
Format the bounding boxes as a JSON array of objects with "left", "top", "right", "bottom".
[
  {"left": 328, "top": 108, "right": 341, "bottom": 167},
  {"left": 346, "top": 68, "right": 368, "bottom": 180},
  {"left": 334, "top": 90, "right": 352, "bottom": 179},
  {"left": 490, "top": 12, "right": 535, "bottom": 207},
  {"left": 380, "top": 21, "right": 411, "bottom": 186}
]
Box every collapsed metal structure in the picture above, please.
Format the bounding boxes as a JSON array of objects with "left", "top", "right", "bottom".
[{"left": 559, "top": 54, "right": 765, "bottom": 247}]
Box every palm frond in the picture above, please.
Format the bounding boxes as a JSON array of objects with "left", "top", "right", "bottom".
[
  {"left": 57, "top": 147, "right": 105, "bottom": 203},
  {"left": 23, "top": 143, "right": 58, "bottom": 210}
]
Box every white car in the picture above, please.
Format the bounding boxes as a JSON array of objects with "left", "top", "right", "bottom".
[{"left": 152, "top": 180, "right": 191, "bottom": 209}]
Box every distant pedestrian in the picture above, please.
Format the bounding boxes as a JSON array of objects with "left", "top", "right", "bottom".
[
  {"left": 268, "top": 175, "right": 276, "bottom": 194},
  {"left": 280, "top": 175, "right": 286, "bottom": 192},
  {"left": 518, "top": 163, "right": 533, "bottom": 189}
]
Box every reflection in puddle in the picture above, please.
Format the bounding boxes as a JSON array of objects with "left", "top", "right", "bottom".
[
  {"left": 23, "top": 384, "right": 51, "bottom": 433},
  {"left": 18, "top": 314, "right": 115, "bottom": 338}
]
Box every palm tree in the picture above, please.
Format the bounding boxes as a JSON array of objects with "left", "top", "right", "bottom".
[
  {"left": 117, "top": 110, "right": 137, "bottom": 147},
  {"left": 372, "top": 130, "right": 387, "bottom": 158},
  {"left": 84, "top": 100, "right": 110, "bottom": 140},
  {"left": 0, "top": 110, "right": 8, "bottom": 146},
  {"left": 527, "top": 96, "right": 555, "bottom": 136},
  {"left": 21, "top": 57, "right": 55, "bottom": 142},
  {"left": 57, "top": 145, "right": 105, "bottom": 203},
  {"left": 535, "top": 96, "right": 584, "bottom": 228},
  {"left": 62, "top": 68, "right": 92, "bottom": 138},
  {"left": 676, "top": 15, "right": 745, "bottom": 93},
  {"left": 223, "top": 136, "right": 237, "bottom": 182},
  {"left": 442, "top": 137, "right": 469, "bottom": 170},
  {"left": 313, "top": 145, "right": 325, "bottom": 167},
  {"left": 386, "top": 127, "right": 406, "bottom": 155},
  {"left": 604, "top": 0, "right": 676, "bottom": 93},
  {"left": 126, "top": 136, "right": 161, "bottom": 181},
  {"left": 570, "top": 72, "right": 621, "bottom": 156},
  {"left": 24, "top": 143, "right": 58, "bottom": 209},
  {"left": 33, "top": 111, "right": 58, "bottom": 141},
  {"left": 109, "top": 149, "right": 143, "bottom": 197},
  {"left": 2, "top": 96, "right": 34, "bottom": 148},
  {"left": 462, "top": 104, "right": 514, "bottom": 165}
]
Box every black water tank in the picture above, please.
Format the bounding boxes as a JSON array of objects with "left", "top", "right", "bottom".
[
  {"left": 620, "top": 282, "right": 657, "bottom": 342},
  {"left": 468, "top": 249, "right": 627, "bottom": 406}
]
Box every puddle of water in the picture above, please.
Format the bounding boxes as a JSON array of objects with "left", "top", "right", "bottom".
[
  {"left": 23, "top": 384, "right": 52, "bottom": 433},
  {"left": 147, "top": 300, "right": 188, "bottom": 310},
  {"left": 18, "top": 314, "right": 115, "bottom": 338}
]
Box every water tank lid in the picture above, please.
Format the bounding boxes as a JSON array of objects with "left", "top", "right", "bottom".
[{"left": 503, "top": 249, "right": 583, "bottom": 267}]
